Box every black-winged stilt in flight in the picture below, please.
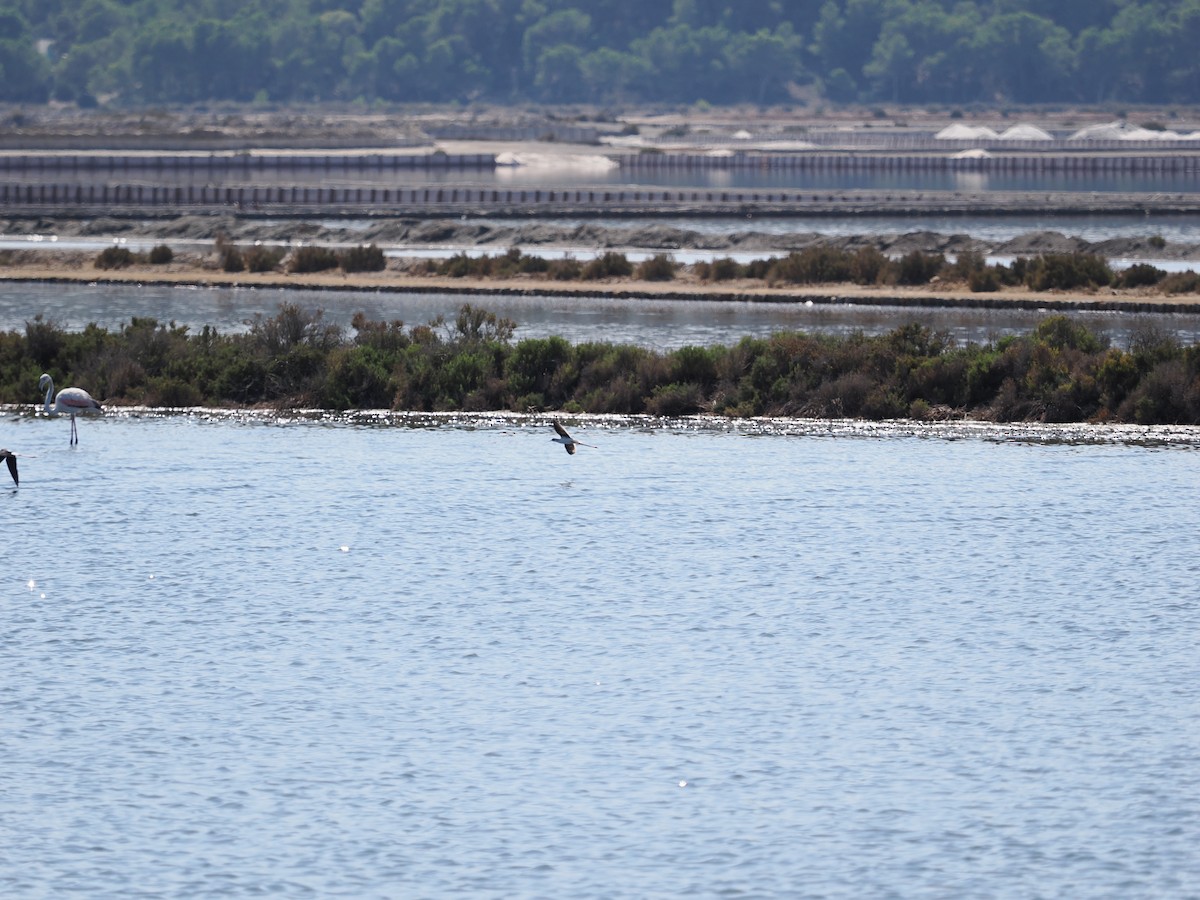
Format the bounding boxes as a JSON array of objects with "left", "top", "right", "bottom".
[
  {"left": 551, "top": 420, "right": 595, "bottom": 455},
  {"left": 0, "top": 449, "right": 17, "bottom": 486}
]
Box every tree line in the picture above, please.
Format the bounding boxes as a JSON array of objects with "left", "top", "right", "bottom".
[{"left": 1, "top": 0, "right": 1197, "bottom": 108}]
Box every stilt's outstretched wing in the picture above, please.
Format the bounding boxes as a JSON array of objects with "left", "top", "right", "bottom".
[{"left": 1, "top": 451, "right": 17, "bottom": 486}]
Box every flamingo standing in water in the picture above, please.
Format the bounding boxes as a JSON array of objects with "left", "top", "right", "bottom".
[
  {"left": 39, "top": 373, "right": 102, "bottom": 445},
  {"left": 0, "top": 449, "right": 17, "bottom": 486},
  {"left": 551, "top": 420, "right": 595, "bottom": 455}
]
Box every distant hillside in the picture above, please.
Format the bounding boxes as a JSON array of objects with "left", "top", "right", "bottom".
[{"left": 0, "top": 1, "right": 1192, "bottom": 107}]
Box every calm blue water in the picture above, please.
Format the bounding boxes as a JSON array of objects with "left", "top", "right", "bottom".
[
  {"left": 5, "top": 282, "right": 1200, "bottom": 351},
  {"left": 2, "top": 412, "right": 1198, "bottom": 898}
]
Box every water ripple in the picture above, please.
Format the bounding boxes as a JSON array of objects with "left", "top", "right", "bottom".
[{"left": 1, "top": 416, "right": 1197, "bottom": 897}]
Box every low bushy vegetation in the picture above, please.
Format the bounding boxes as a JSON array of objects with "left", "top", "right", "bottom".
[
  {"left": 583, "top": 252, "right": 635, "bottom": 280},
  {"left": 5, "top": 307, "right": 1200, "bottom": 425},
  {"left": 209, "top": 234, "right": 285, "bottom": 274},
  {"left": 244, "top": 245, "right": 285, "bottom": 273},
  {"left": 220, "top": 244, "right": 245, "bottom": 273},
  {"left": 434, "top": 248, "right": 546, "bottom": 279},
  {"left": 288, "top": 246, "right": 340, "bottom": 274},
  {"left": 92, "top": 241, "right": 1200, "bottom": 297},
  {"left": 688, "top": 247, "right": 1199, "bottom": 295},
  {"left": 94, "top": 246, "right": 134, "bottom": 270},
  {"left": 339, "top": 244, "right": 386, "bottom": 273},
  {"left": 636, "top": 254, "right": 678, "bottom": 282},
  {"left": 1160, "top": 272, "right": 1200, "bottom": 295}
]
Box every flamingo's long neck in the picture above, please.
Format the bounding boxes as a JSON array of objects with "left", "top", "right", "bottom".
[{"left": 42, "top": 380, "right": 54, "bottom": 413}]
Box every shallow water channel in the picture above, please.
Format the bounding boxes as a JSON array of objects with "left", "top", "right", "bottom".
[{"left": 5, "top": 281, "right": 1200, "bottom": 350}]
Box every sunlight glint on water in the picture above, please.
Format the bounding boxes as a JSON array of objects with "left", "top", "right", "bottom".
[{"left": 1, "top": 416, "right": 1198, "bottom": 898}]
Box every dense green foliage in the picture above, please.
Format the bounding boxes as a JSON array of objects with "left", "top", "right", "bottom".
[
  {"left": 4, "top": 304, "right": 1200, "bottom": 425},
  {"left": 3, "top": 1, "right": 1200, "bottom": 107}
]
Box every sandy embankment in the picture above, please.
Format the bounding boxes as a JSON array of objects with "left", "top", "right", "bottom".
[
  {"left": 2, "top": 251, "right": 1198, "bottom": 314},
  {"left": 3, "top": 216, "right": 1200, "bottom": 312}
]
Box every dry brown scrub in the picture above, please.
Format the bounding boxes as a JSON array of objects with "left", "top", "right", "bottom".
[{"left": 2, "top": 249, "right": 1200, "bottom": 312}]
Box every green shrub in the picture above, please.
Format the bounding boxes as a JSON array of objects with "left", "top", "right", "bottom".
[
  {"left": 144, "top": 376, "right": 202, "bottom": 407},
  {"left": 1025, "top": 253, "right": 1113, "bottom": 291},
  {"left": 1129, "top": 322, "right": 1181, "bottom": 368},
  {"left": 1121, "top": 360, "right": 1197, "bottom": 423},
  {"left": 506, "top": 335, "right": 573, "bottom": 400},
  {"left": 24, "top": 315, "right": 63, "bottom": 366},
  {"left": 908, "top": 398, "right": 932, "bottom": 420},
  {"left": 1159, "top": 271, "right": 1200, "bottom": 294},
  {"left": 1032, "top": 315, "right": 1103, "bottom": 353},
  {"left": 321, "top": 345, "right": 393, "bottom": 410},
  {"left": 244, "top": 245, "right": 284, "bottom": 273},
  {"left": 493, "top": 247, "right": 554, "bottom": 279},
  {"left": 1096, "top": 348, "right": 1140, "bottom": 410},
  {"left": 742, "top": 258, "right": 773, "bottom": 280},
  {"left": 289, "top": 245, "right": 340, "bottom": 274},
  {"left": 636, "top": 254, "right": 677, "bottom": 281},
  {"left": 439, "top": 252, "right": 476, "bottom": 278},
  {"left": 518, "top": 253, "right": 550, "bottom": 274},
  {"left": 452, "top": 304, "right": 515, "bottom": 344},
  {"left": 147, "top": 244, "right": 174, "bottom": 265},
  {"left": 1003, "top": 257, "right": 1030, "bottom": 286},
  {"left": 646, "top": 382, "right": 704, "bottom": 415},
  {"left": 849, "top": 247, "right": 890, "bottom": 285},
  {"left": 352, "top": 312, "right": 411, "bottom": 353},
  {"left": 95, "top": 246, "right": 134, "bottom": 270},
  {"left": 340, "top": 244, "right": 386, "bottom": 273},
  {"left": 549, "top": 258, "right": 582, "bottom": 280},
  {"left": 896, "top": 251, "right": 945, "bottom": 286},
  {"left": 968, "top": 267, "right": 1001, "bottom": 292},
  {"left": 949, "top": 250, "right": 987, "bottom": 280},
  {"left": 769, "top": 247, "right": 853, "bottom": 284},
  {"left": 706, "top": 257, "right": 742, "bottom": 281},
  {"left": 491, "top": 247, "right": 524, "bottom": 276},
  {"left": 1115, "top": 263, "right": 1165, "bottom": 289},
  {"left": 583, "top": 252, "right": 633, "bottom": 279},
  {"left": 670, "top": 345, "right": 721, "bottom": 388},
  {"left": 221, "top": 245, "right": 245, "bottom": 272}
]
